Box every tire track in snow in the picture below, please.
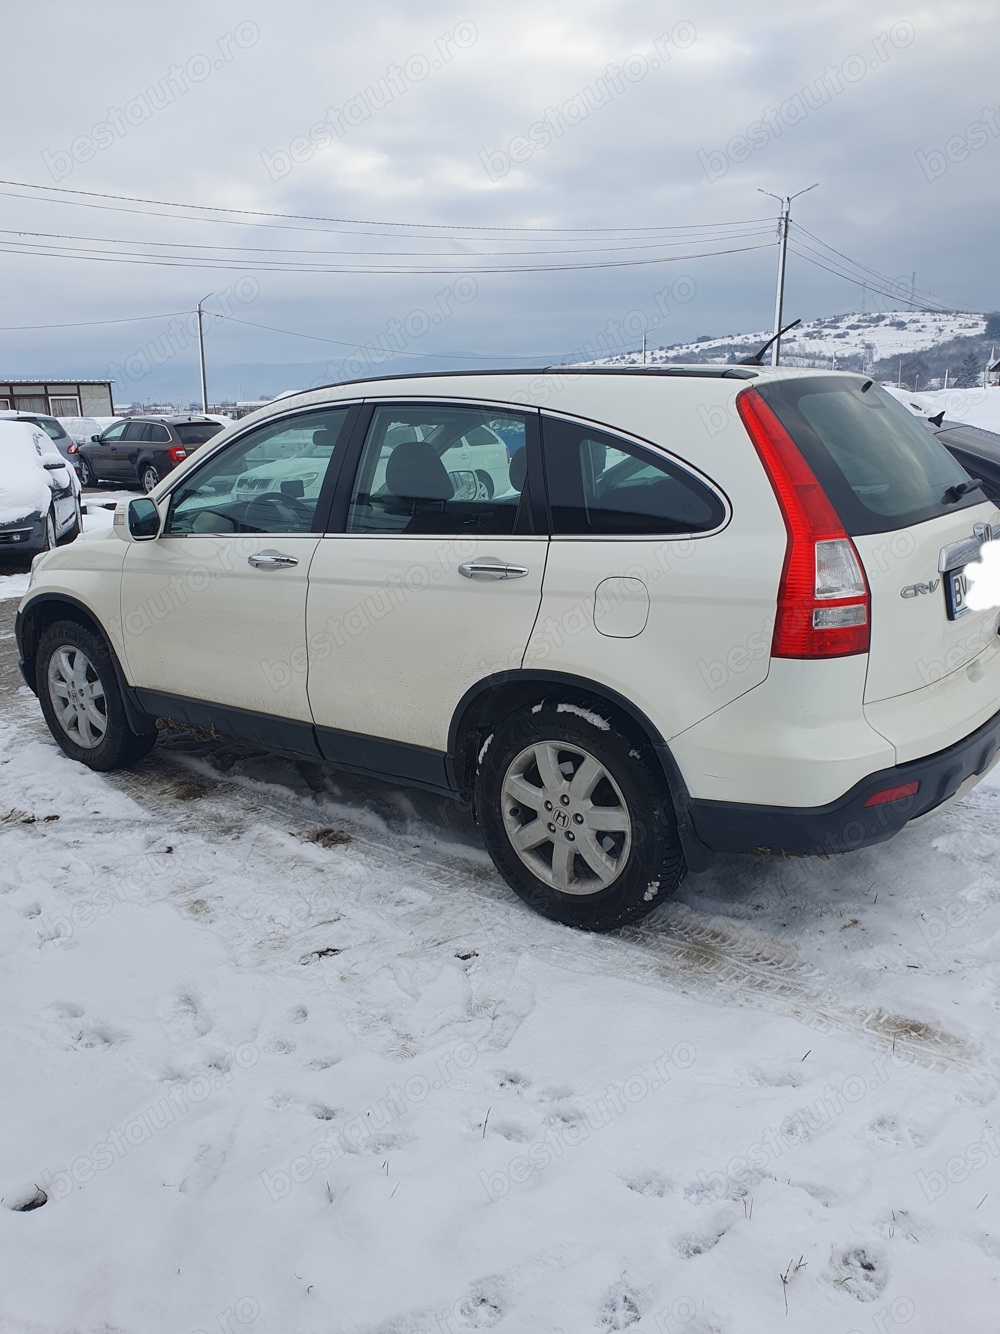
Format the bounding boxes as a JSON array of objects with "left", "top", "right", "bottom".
[{"left": 96, "top": 732, "right": 992, "bottom": 1082}]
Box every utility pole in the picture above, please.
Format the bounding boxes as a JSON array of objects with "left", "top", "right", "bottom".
[
  {"left": 641, "top": 333, "right": 647, "bottom": 365},
  {"left": 758, "top": 184, "right": 818, "bottom": 366},
  {"left": 197, "top": 293, "right": 213, "bottom": 413}
]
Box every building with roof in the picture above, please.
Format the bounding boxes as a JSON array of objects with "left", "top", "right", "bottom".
[{"left": 0, "top": 379, "right": 114, "bottom": 416}]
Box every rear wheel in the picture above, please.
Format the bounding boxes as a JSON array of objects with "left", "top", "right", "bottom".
[
  {"left": 140, "top": 463, "right": 159, "bottom": 493},
  {"left": 476, "top": 700, "right": 686, "bottom": 930},
  {"left": 36, "top": 621, "right": 157, "bottom": 771}
]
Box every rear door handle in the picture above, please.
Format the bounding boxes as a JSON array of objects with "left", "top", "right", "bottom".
[
  {"left": 248, "top": 550, "right": 299, "bottom": 570},
  {"left": 458, "top": 561, "right": 529, "bottom": 580}
]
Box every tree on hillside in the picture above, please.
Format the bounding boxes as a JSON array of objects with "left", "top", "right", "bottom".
[
  {"left": 984, "top": 313, "right": 1000, "bottom": 341},
  {"left": 955, "top": 350, "right": 982, "bottom": 388}
]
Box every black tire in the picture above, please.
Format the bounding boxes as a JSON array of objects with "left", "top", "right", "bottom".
[
  {"left": 475, "top": 699, "right": 686, "bottom": 931},
  {"left": 40, "top": 511, "right": 57, "bottom": 553},
  {"left": 35, "top": 620, "right": 158, "bottom": 771},
  {"left": 58, "top": 499, "right": 83, "bottom": 545},
  {"left": 140, "top": 463, "right": 159, "bottom": 493},
  {"left": 78, "top": 456, "right": 97, "bottom": 488},
  {"left": 474, "top": 469, "right": 495, "bottom": 499}
]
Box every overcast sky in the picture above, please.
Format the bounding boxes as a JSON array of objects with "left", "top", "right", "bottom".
[{"left": 2, "top": 0, "right": 998, "bottom": 404}]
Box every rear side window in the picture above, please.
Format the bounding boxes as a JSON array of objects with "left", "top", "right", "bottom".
[
  {"left": 755, "top": 377, "right": 984, "bottom": 534},
  {"left": 36, "top": 419, "right": 69, "bottom": 441},
  {"left": 541, "top": 416, "right": 725, "bottom": 536}
]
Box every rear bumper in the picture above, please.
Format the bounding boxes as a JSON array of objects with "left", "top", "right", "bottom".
[{"left": 683, "top": 701, "right": 1000, "bottom": 856}]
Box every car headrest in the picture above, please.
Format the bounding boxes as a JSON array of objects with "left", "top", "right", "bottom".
[
  {"left": 384, "top": 441, "right": 453, "bottom": 502},
  {"left": 311, "top": 427, "right": 339, "bottom": 450}
]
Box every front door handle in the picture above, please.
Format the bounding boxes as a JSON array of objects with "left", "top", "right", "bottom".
[
  {"left": 458, "top": 561, "right": 529, "bottom": 580},
  {"left": 248, "top": 550, "right": 298, "bottom": 570}
]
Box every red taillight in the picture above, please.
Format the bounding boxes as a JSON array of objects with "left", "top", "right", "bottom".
[
  {"left": 168, "top": 446, "right": 187, "bottom": 463},
  {"left": 66, "top": 442, "right": 78, "bottom": 455},
  {"left": 864, "top": 781, "right": 920, "bottom": 807},
  {"left": 737, "top": 388, "right": 870, "bottom": 658}
]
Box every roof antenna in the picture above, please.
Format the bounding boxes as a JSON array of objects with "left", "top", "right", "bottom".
[{"left": 739, "top": 319, "right": 801, "bottom": 365}]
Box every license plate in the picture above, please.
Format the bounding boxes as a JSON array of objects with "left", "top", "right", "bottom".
[{"left": 945, "top": 567, "right": 972, "bottom": 620}]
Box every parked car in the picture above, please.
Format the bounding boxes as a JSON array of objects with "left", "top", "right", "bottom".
[
  {"left": 16, "top": 368, "right": 1000, "bottom": 930},
  {"left": 77, "top": 415, "right": 226, "bottom": 492},
  {"left": 0, "top": 410, "right": 78, "bottom": 468},
  {"left": 880, "top": 386, "right": 1000, "bottom": 506},
  {"left": 0, "top": 420, "right": 82, "bottom": 554},
  {"left": 58, "top": 416, "right": 122, "bottom": 448}
]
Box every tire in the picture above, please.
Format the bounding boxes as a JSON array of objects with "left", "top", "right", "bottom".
[
  {"left": 40, "top": 512, "right": 57, "bottom": 553},
  {"left": 58, "top": 499, "right": 83, "bottom": 545},
  {"left": 140, "top": 463, "right": 159, "bottom": 493},
  {"left": 475, "top": 699, "right": 686, "bottom": 931},
  {"left": 78, "top": 456, "right": 97, "bottom": 488},
  {"left": 474, "top": 469, "right": 495, "bottom": 499},
  {"left": 35, "top": 620, "right": 158, "bottom": 772}
]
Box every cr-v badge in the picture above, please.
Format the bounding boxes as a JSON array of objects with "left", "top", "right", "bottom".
[{"left": 900, "top": 580, "right": 940, "bottom": 598}]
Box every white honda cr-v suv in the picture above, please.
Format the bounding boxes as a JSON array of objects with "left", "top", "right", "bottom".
[{"left": 16, "top": 367, "right": 1000, "bottom": 930}]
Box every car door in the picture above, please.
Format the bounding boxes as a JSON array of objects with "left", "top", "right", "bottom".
[
  {"left": 305, "top": 401, "right": 548, "bottom": 787},
  {"left": 90, "top": 421, "right": 130, "bottom": 480},
  {"left": 114, "top": 421, "right": 151, "bottom": 479},
  {"left": 526, "top": 414, "right": 771, "bottom": 744},
  {"left": 119, "top": 405, "right": 359, "bottom": 743}
]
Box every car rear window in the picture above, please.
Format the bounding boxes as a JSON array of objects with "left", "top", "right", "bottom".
[
  {"left": 754, "top": 376, "right": 985, "bottom": 534},
  {"left": 34, "top": 419, "right": 69, "bottom": 441},
  {"left": 174, "top": 422, "right": 224, "bottom": 446}
]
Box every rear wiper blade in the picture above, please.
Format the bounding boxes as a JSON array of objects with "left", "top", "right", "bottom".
[{"left": 942, "top": 478, "right": 984, "bottom": 504}]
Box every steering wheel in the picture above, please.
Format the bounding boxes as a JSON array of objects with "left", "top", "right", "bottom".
[{"left": 243, "top": 490, "right": 313, "bottom": 530}]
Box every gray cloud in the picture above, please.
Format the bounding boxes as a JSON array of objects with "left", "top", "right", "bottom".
[{"left": 1, "top": 0, "right": 997, "bottom": 403}]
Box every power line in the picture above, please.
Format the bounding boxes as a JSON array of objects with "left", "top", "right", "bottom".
[
  {"left": 0, "top": 309, "right": 190, "bottom": 332},
  {"left": 0, "top": 178, "right": 776, "bottom": 237},
  {"left": 0, "top": 237, "right": 775, "bottom": 276},
  {"left": 214, "top": 313, "right": 575, "bottom": 361},
  {"left": 790, "top": 223, "right": 969, "bottom": 314},
  {"left": 0, "top": 223, "right": 775, "bottom": 261}
]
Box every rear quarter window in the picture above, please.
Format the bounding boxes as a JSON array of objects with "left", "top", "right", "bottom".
[{"left": 756, "top": 376, "right": 984, "bottom": 534}]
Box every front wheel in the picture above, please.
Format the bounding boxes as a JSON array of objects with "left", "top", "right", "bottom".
[
  {"left": 476, "top": 700, "right": 686, "bottom": 930},
  {"left": 78, "top": 456, "right": 97, "bottom": 488},
  {"left": 36, "top": 620, "right": 158, "bottom": 771}
]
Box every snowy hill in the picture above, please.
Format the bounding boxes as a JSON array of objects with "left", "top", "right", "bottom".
[{"left": 586, "top": 309, "right": 990, "bottom": 373}]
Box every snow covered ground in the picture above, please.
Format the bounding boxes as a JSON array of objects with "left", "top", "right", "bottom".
[{"left": 2, "top": 577, "right": 1000, "bottom": 1329}]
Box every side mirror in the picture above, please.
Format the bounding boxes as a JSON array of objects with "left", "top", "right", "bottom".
[
  {"left": 127, "top": 497, "right": 160, "bottom": 540},
  {"left": 91, "top": 435, "right": 101, "bottom": 443},
  {"left": 43, "top": 460, "right": 66, "bottom": 471}
]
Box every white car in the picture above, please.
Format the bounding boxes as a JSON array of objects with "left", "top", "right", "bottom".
[
  {"left": 16, "top": 368, "right": 1000, "bottom": 930},
  {"left": 0, "top": 420, "right": 82, "bottom": 554}
]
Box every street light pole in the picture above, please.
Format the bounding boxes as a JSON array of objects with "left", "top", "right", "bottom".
[
  {"left": 758, "top": 184, "right": 818, "bottom": 366},
  {"left": 197, "top": 293, "right": 213, "bottom": 412}
]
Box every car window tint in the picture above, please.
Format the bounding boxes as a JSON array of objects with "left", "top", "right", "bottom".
[
  {"left": 165, "top": 408, "right": 352, "bottom": 536},
  {"left": 123, "top": 422, "right": 147, "bottom": 441},
  {"left": 174, "top": 422, "right": 224, "bottom": 446},
  {"left": 346, "top": 405, "right": 526, "bottom": 536},
  {"left": 147, "top": 424, "right": 171, "bottom": 443},
  {"left": 541, "top": 417, "right": 725, "bottom": 536}
]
